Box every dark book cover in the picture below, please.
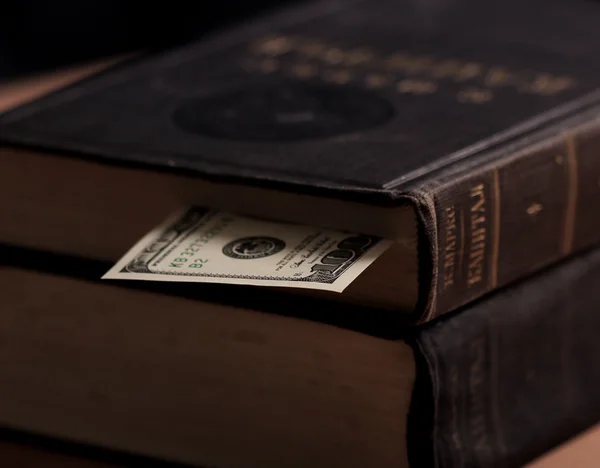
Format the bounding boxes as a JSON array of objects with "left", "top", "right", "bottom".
[
  {"left": 1, "top": 241, "right": 600, "bottom": 468},
  {"left": 410, "top": 246, "right": 600, "bottom": 467},
  {"left": 3, "top": 0, "right": 600, "bottom": 322}
]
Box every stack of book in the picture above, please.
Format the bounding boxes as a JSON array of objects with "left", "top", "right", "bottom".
[{"left": 1, "top": 0, "right": 600, "bottom": 466}]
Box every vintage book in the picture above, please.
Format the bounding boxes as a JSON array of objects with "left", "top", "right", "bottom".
[
  {"left": 2, "top": 428, "right": 600, "bottom": 468},
  {"left": 2, "top": 243, "right": 600, "bottom": 468},
  {"left": 3, "top": 0, "right": 600, "bottom": 322},
  {"left": 2, "top": 425, "right": 599, "bottom": 468}
]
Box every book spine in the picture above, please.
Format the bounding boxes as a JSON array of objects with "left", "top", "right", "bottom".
[
  {"left": 428, "top": 118, "right": 600, "bottom": 320},
  {"left": 409, "top": 246, "right": 600, "bottom": 468}
]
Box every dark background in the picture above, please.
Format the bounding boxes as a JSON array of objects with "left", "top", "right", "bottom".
[{"left": 0, "top": 0, "right": 299, "bottom": 79}]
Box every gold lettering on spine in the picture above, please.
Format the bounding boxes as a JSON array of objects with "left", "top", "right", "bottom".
[
  {"left": 442, "top": 206, "right": 458, "bottom": 289},
  {"left": 526, "top": 202, "right": 543, "bottom": 216},
  {"left": 490, "top": 169, "right": 501, "bottom": 289},
  {"left": 562, "top": 134, "right": 579, "bottom": 255},
  {"left": 467, "top": 183, "right": 487, "bottom": 286}
]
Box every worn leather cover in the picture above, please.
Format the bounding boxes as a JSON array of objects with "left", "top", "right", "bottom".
[
  {"left": 2, "top": 0, "right": 600, "bottom": 191},
  {"left": 3, "top": 0, "right": 600, "bottom": 323},
  {"left": 3, "top": 242, "right": 600, "bottom": 467},
  {"left": 410, "top": 246, "right": 600, "bottom": 467}
]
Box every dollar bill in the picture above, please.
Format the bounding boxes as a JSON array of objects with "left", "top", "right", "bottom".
[{"left": 103, "top": 207, "right": 393, "bottom": 292}]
